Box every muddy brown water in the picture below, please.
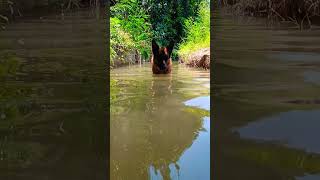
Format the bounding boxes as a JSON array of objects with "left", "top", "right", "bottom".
[
  {"left": 213, "top": 9, "right": 320, "bottom": 180},
  {"left": 110, "top": 63, "right": 210, "bottom": 180},
  {"left": 0, "top": 9, "right": 107, "bottom": 179}
]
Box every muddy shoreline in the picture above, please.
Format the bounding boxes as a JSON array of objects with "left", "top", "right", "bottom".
[
  {"left": 0, "top": 0, "right": 105, "bottom": 25},
  {"left": 182, "top": 48, "right": 210, "bottom": 69},
  {"left": 112, "top": 48, "right": 211, "bottom": 70}
]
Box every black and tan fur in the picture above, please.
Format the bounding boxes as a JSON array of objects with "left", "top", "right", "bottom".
[{"left": 151, "top": 40, "right": 174, "bottom": 74}]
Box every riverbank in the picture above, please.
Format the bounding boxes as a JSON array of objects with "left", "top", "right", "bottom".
[
  {"left": 220, "top": 0, "right": 320, "bottom": 29},
  {"left": 110, "top": 49, "right": 144, "bottom": 68},
  {"left": 0, "top": 0, "right": 105, "bottom": 27},
  {"left": 180, "top": 48, "right": 210, "bottom": 69},
  {"left": 111, "top": 47, "right": 211, "bottom": 69},
  {"left": 177, "top": 1, "right": 210, "bottom": 69}
]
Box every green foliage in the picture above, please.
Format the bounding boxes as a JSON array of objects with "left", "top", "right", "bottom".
[
  {"left": 110, "top": 0, "right": 152, "bottom": 63},
  {"left": 148, "top": 0, "right": 205, "bottom": 46},
  {"left": 110, "top": 0, "right": 209, "bottom": 64},
  {"left": 110, "top": 17, "right": 134, "bottom": 62},
  {"left": 178, "top": 1, "right": 210, "bottom": 57}
]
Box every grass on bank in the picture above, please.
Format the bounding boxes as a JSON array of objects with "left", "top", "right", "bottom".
[{"left": 178, "top": 1, "right": 210, "bottom": 60}]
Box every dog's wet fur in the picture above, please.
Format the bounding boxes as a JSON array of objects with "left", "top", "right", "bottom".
[{"left": 151, "top": 40, "right": 174, "bottom": 74}]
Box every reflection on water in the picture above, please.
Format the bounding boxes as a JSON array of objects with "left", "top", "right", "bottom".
[
  {"left": 111, "top": 64, "right": 210, "bottom": 180},
  {"left": 296, "top": 174, "right": 320, "bottom": 180},
  {"left": 214, "top": 9, "right": 320, "bottom": 180},
  {"left": 235, "top": 110, "right": 320, "bottom": 154},
  {"left": 0, "top": 10, "right": 106, "bottom": 179},
  {"left": 303, "top": 71, "right": 320, "bottom": 85},
  {"left": 168, "top": 117, "right": 210, "bottom": 180},
  {"left": 269, "top": 52, "right": 320, "bottom": 62},
  {"left": 185, "top": 96, "right": 210, "bottom": 111},
  {"left": 150, "top": 117, "right": 210, "bottom": 180}
]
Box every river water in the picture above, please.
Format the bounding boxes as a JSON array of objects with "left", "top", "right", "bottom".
[
  {"left": 0, "top": 9, "right": 107, "bottom": 179},
  {"left": 213, "top": 9, "right": 320, "bottom": 180},
  {"left": 110, "top": 63, "right": 210, "bottom": 180}
]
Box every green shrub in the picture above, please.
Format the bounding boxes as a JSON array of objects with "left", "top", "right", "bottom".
[
  {"left": 110, "top": 0, "right": 152, "bottom": 64},
  {"left": 110, "top": 17, "right": 135, "bottom": 63},
  {"left": 178, "top": 1, "right": 210, "bottom": 58}
]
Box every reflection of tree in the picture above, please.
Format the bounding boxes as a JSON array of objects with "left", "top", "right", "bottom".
[
  {"left": 0, "top": 54, "right": 20, "bottom": 80},
  {"left": 214, "top": 75, "right": 320, "bottom": 179},
  {"left": 0, "top": 9, "right": 107, "bottom": 179},
  {"left": 111, "top": 73, "right": 206, "bottom": 180},
  {"left": 0, "top": 78, "right": 107, "bottom": 179}
]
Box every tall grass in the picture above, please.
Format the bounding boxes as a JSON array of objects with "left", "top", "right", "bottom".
[{"left": 178, "top": 1, "right": 210, "bottom": 58}]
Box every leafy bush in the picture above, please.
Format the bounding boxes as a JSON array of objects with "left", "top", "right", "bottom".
[
  {"left": 110, "top": 0, "right": 152, "bottom": 64},
  {"left": 110, "top": 17, "right": 135, "bottom": 63},
  {"left": 110, "top": 0, "right": 210, "bottom": 64},
  {"left": 178, "top": 1, "right": 210, "bottom": 58}
]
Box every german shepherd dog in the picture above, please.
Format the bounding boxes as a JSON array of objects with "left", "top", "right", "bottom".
[{"left": 151, "top": 40, "right": 174, "bottom": 74}]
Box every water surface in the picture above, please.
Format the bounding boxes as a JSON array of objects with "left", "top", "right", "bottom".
[
  {"left": 0, "top": 9, "right": 107, "bottom": 179},
  {"left": 214, "top": 9, "right": 320, "bottom": 180},
  {"left": 235, "top": 110, "right": 320, "bottom": 154},
  {"left": 111, "top": 64, "right": 210, "bottom": 180}
]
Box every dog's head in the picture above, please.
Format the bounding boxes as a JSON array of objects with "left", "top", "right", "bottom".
[{"left": 152, "top": 40, "right": 174, "bottom": 70}]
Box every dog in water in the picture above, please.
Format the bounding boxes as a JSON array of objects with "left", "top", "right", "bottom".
[{"left": 151, "top": 40, "right": 174, "bottom": 74}]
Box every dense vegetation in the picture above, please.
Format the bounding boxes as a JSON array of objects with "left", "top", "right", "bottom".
[
  {"left": 110, "top": 0, "right": 210, "bottom": 66},
  {"left": 110, "top": 0, "right": 152, "bottom": 66},
  {"left": 177, "top": 1, "right": 210, "bottom": 59}
]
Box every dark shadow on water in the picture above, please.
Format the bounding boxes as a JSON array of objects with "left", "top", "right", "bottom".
[{"left": 0, "top": 9, "right": 107, "bottom": 180}]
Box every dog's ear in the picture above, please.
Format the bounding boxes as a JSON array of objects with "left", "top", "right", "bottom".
[
  {"left": 152, "top": 40, "right": 159, "bottom": 55},
  {"left": 166, "top": 41, "right": 175, "bottom": 57}
]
